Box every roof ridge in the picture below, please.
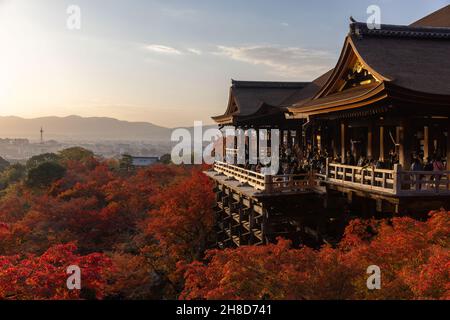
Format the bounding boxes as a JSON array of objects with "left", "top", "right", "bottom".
[
  {"left": 349, "top": 22, "right": 450, "bottom": 39},
  {"left": 231, "top": 80, "right": 310, "bottom": 88}
]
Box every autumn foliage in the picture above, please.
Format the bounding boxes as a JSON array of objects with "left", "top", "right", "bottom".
[
  {"left": 0, "top": 243, "right": 110, "bottom": 299},
  {"left": 0, "top": 149, "right": 214, "bottom": 299},
  {"left": 181, "top": 211, "right": 449, "bottom": 300},
  {"left": 0, "top": 149, "right": 448, "bottom": 300}
]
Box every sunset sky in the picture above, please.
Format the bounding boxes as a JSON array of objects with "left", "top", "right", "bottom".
[{"left": 0, "top": 0, "right": 447, "bottom": 127}]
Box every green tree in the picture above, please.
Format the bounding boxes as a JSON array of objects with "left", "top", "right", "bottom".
[
  {"left": 159, "top": 153, "right": 172, "bottom": 164},
  {"left": 119, "top": 154, "right": 133, "bottom": 171},
  {"left": 0, "top": 156, "right": 10, "bottom": 172},
  {"left": 58, "top": 147, "right": 94, "bottom": 162},
  {"left": 26, "top": 162, "right": 66, "bottom": 188},
  {"left": 0, "top": 163, "right": 26, "bottom": 189},
  {"left": 26, "top": 153, "right": 60, "bottom": 169}
]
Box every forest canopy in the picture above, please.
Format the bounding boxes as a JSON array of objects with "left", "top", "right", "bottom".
[{"left": 0, "top": 148, "right": 448, "bottom": 300}]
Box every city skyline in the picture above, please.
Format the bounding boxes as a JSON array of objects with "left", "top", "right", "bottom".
[{"left": 0, "top": 0, "right": 447, "bottom": 127}]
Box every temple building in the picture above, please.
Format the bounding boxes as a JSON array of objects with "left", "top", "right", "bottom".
[{"left": 205, "top": 6, "right": 450, "bottom": 247}]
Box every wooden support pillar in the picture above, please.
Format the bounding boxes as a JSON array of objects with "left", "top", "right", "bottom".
[
  {"left": 331, "top": 139, "right": 337, "bottom": 159},
  {"left": 248, "top": 200, "right": 254, "bottom": 245},
  {"left": 397, "top": 120, "right": 412, "bottom": 169},
  {"left": 287, "top": 130, "right": 291, "bottom": 148},
  {"left": 367, "top": 124, "right": 373, "bottom": 159},
  {"left": 317, "top": 131, "right": 322, "bottom": 153},
  {"left": 396, "top": 125, "right": 404, "bottom": 167},
  {"left": 311, "top": 127, "right": 316, "bottom": 150},
  {"left": 331, "top": 123, "right": 338, "bottom": 159},
  {"left": 379, "top": 126, "right": 385, "bottom": 162},
  {"left": 340, "top": 122, "right": 347, "bottom": 164},
  {"left": 424, "top": 126, "right": 429, "bottom": 160}
]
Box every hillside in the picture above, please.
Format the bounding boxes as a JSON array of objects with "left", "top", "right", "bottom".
[{"left": 0, "top": 115, "right": 172, "bottom": 141}]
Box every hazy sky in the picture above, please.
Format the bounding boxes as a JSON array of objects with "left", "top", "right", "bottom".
[{"left": 0, "top": 0, "right": 447, "bottom": 127}]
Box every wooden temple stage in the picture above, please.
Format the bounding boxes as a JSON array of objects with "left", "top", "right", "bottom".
[{"left": 205, "top": 6, "right": 450, "bottom": 247}]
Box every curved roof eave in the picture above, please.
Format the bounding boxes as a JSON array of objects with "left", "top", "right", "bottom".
[{"left": 312, "top": 35, "right": 392, "bottom": 100}]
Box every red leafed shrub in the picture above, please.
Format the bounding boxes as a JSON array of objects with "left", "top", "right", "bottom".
[
  {"left": 0, "top": 243, "right": 111, "bottom": 300},
  {"left": 146, "top": 170, "right": 215, "bottom": 263},
  {"left": 181, "top": 211, "right": 450, "bottom": 300}
]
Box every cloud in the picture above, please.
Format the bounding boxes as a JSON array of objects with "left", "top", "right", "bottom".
[
  {"left": 145, "top": 44, "right": 182, "bottom": 55},
  {"left": 187, "top": 48, "right": 202, "bottom": 55},
  {"left": 216, "top": 45, "right": 334, "bottom": 78},
  {"left": 144, "top": 45, "right": 203, "bottom": 56},
  {"left": 281, "top": 22, "right": 289, "bottom": 27}
]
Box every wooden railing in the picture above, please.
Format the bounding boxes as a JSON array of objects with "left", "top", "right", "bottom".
[
  {"left": 326, "top": 160, "right": 450, "bottom": 196},
  {"left": 214, "top": 161, "right": 266, "bottom": 190},
  {"left": 396, "top": 170, "right": 450, "bottom": 195},
  {"left": 213, "top": 161, "right": 311, "bottom": 193},
  {"left": 327, "top": 161, "right": 395, "bottom": 194},
  {"left": 213, "top": 160, "right": 450, "bottom": 196}
]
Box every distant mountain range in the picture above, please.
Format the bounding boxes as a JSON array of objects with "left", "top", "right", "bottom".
[
  {"left": 0, "top": 115, "right": 218, "bottom": 142},
  {"left": 0, "top": 115, "right": 206, "bottom": 142}
]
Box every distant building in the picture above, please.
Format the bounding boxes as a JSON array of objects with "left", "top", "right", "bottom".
[{"left": 130, "top": 156, "right": 159, "bottom": 167}]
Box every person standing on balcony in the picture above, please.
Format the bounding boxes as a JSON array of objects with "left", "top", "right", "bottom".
[
  {"left": 345, "top": 151, "right": 356, "bottom": 166},
  {"left": 423, "top": 157, "right": 433, "bottom": 189},
  {"left": 433, "top": 156, "right": 445, "bottom": 190},
  {"left": 388, "top": 149, "right": 399, "bottom": 169},
  {"left": 410, "top": 156, "right": 424, "bottom": 190}
]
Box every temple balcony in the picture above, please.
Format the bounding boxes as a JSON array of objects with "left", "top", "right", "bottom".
[
  {"left": 205, "top": 161, "right": 324, "bottom": 198},
  {"left": 206, "top": 160, "right": 450, "bottom": 198},
  {"left": 327, "top": 161, "right": 450, "bottom": 196}
]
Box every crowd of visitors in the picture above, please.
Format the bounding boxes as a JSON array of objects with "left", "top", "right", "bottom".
[{"left": 235, "top": 143, "right": 447, "bottom": 175}]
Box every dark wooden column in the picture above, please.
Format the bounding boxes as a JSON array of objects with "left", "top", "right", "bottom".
[
  {"left": 332, "top": 123, "right": 339, "bottom": 158},
  {"left": 379, "top": 125, "right": 385, "bottom": 162},
  {"left": 397, "top": 120, "right": 412, "bottom": 169},
  {"left": 331, "top": 138, "right": 337, "bottom": 158},
  {"left": 367, "top": 123, "right": 373, "bottom": 159},
  {"left": 423, "top": 126, "right": 429, "bottom": 160},
  {"left": 287, "top": 130, "right": 292, "bottom": 151},
  {"left": 340, "top": 122, "right": 347, "bottom": 164},
  {"left": 396, "top": 125, "right": 403, "bottom": 166}
]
